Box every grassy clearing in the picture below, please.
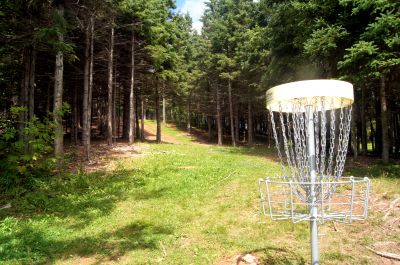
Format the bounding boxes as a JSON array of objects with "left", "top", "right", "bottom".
[{"left": 0, "top": 122, "right": 399, "bottom": 264}]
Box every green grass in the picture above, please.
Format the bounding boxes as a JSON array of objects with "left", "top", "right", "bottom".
[
  {"left": 347, "top": 159, "right": 400, "bottom": 199},
  {"left": 0, "top": 123, "right": 398, "bottom": 264}
]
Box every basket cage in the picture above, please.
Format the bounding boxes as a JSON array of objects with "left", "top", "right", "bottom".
[
  {"left": 259, "top": 176, "right": 370, "bottom": 224},
  {"left": 263, "top": 80, "right": 370, "bottom": 264}
]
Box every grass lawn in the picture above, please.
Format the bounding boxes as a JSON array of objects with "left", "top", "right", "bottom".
[{"left": 0, "top": 122, "right": 399, "bottom": 264}]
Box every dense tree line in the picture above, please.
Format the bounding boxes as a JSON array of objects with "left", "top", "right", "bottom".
[
  {"left": 0, "top": 0, "right": 399, "bottom": 194},
  {"left": 0, "top": 0, "right": 193, "bottom": 193},
  {"left": 189, "top": 0, "right": 400, "bottom": 163}
]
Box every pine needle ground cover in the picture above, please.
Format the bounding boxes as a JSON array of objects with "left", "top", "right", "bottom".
[{"left": 0, "top": 123, "right": 399, "bottom": 264}]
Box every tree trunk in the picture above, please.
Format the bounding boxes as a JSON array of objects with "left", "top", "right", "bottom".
[
  {"left": 122, "top": 88, "right": 129, "bottom": 139},
  {"left": 53, "top": 4, "right": 64, "bottom": 156},
  {"left": 207, "top": 116, "right": 212, "bottom": 141},
  {"left": 19, "top": 45, "right": 36, "bottom": 150},
  {"left": 352, "top": 102, "right": 358, "bottom": 159},
  {"left": 28, "top": 47, "right": 35, "bottom": 123},
  {"left": 395, "top": 114, "right": 400, "bottom": 156},
  {"left": 135, "top": 81, "right": 140, "bottom": 139},
  {"left": 141, "top": 97, "right": 145, "bottom": 141},
  {"left": 267, "top": 114, "right": 273, "bottom": 148},
  {"left": 187, "top": 96, "right": 191, "bottom": 132},
  {"left": 234, "top": 98, "right": 239, "bottom": 142},
  {"left": 128, "top": 29, "right": 136, "bottom": 145},
  {"left": 117, "top": 86, "right": 122, "bottom": 138},
  {"left": 248, "top": 101, "right": 254, "bottom": 146},
  {"left": 375, "top": 85, "right": 382, "bottom": 155},
  {"left": 361, "top": 85, "right": 367, "bottom": 155},
  {"left": 370, "top": 117, "right": 375, "bottom": 152},
  {"left": 107, "top": 17, "right": 114, "bottom": 146},
  {"left": 20, "top": 52, "right": 29, "bottom": 138},
  {"left": 155, "top": 79, "right": 161, "bottom": 143},
  {"left": 380, "top": 77, "right": 389, "bottom": 163},
  {"left": 162, "top": 94, "right": 166, "bottom": 124},
  {"left": 72, "top": 85, "right": 78, "bottom": 145},
  {"left": 82, "top": 21, "right": 89, "bottom": 153},
  {"left": 113, "top": 60, "right": 118, "bottom": 141},
  {"left": 82, "top": 16, "right": 94, "bottom": 160},
  {"left": 216, "top": 86, "right": 223, "bottom": 146},
  {"left": 46, "top": 82, "right": 51, "bottom": 114},
  {"left": 228, "top": 80, "right": 236, "bottom": 146},
  {"left": 88, "top": 15, "right": 94, "bottom": 147},
  {"left": 135, "top": 101, "right": 140, "bottom": 139}
]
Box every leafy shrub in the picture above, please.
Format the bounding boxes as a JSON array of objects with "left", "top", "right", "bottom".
[{"left": 0, "top": 107, "right": 57, "bottom": 197}]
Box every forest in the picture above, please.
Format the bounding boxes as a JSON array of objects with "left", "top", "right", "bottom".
[
  {"left": 0, "top": 0, "right": 400, "bottom": 264},
  {"left": 0, "top": 0, "right": 399, "bottom": 202}
]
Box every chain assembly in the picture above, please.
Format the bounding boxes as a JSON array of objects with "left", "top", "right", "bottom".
[{"left": 269, "top": 97, "right": 354, "bottom": 203}]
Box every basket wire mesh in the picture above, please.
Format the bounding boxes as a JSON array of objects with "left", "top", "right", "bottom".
[{"left": 259, "top": 176, "right": 370, "bottom": 223}]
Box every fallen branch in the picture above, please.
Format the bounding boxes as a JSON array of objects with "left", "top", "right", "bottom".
[
  {"left": 0, "top": 203, "right": 11, "bottom": 210},
  {"left": 236, "top": 254, "right": 258, "bottom": 265},
  {"left": 385, "top": 217, "right": 400, "bottom": 227},
  {"left": 160, "top": 241, "right": 167, "bottom": 257},
  {"left": 383, "top": 197, "right": 400, "bottom": 219},
  {"left": 374, "top": 241, "right": 398, "bottom": 246},
  {"left": 333, "top": 221, "right": 339, "bottom": 232},
  {"left": 366, "top": 246, "right": 400, "bottom": 261},
  {"left": 155, "top": 242, "right": 168, "bottom": 263}
]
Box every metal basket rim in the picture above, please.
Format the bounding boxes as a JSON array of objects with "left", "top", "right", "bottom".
[{"left": 259, "top": 176, "right": 369, "bottom": 185}]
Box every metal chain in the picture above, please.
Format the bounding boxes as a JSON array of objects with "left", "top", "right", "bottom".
[
  {"left": 320, "top": 100, "right": 327, "bottom": 177},
  {"left": 337, "top": 106, "right": 352, "bottom": 178},
  {"left": 270, "top": 108, "right": 286, "bottom": 175},
  {"left": 314, "top": 104, "right": 320, "bottom": 175},
  {"left": 292, "top": 105, "right": 305, "bottom": 182},
  {"left": 299, "top": 107, "right": 309, "bottom": 180},
  {"left": 294, "top": 103, "right": 309, "bottom": 201},
  {"left": 268, "top": 97, "right": 353, "bottom": 203},
  {"left": 295, "top": 106, "right": 306, "bottom": 182},
  {"left": 327, "top": 105, "right": 352, "bottom": 198},
  {"left": 286, "top": 112, "right": 297, "bottom": 176},
  {"left": 279, "top": 105, "right": 295, "bottom": 178},
  {"left": 334, "top": 102, "right": 344, "bottom": 179},
  {"left": 327, "top": 100, "right": 336, "bottom": 178}
]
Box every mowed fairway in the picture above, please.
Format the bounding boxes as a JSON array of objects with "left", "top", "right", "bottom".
[{"left": 0, "top": 122, "right": 399, "bottom": 264}]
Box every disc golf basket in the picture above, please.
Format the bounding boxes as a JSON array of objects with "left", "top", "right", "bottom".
[{"left": 258, "top": 80, "right": 370, "bottom": 264}]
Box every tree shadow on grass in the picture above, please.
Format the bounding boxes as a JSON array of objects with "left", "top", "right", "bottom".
[
  {"left": 0, "top": 166, "right": 174, "bottom": 263},
  {"left": 346, "top": 160, "right": 400, "bottom": 179},
  {"left": 244, "top": 246, "right": 306, "bottom": 265},
  {"left": 219, "top": 145, "right": 277, "bottom": 159},
  {"left": 132, "top": 187, "right": 169, "bottom": 200},
  {"left": 2, "top": 173, "right": 117, "bottom": 220},
  {"left": 1, "top": 166, "right": 168, "bottom": 221},
  {"left": 0, "top": 219, "right": 173, "bottom": 264}
]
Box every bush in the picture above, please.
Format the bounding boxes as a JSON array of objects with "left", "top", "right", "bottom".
[{"left": 0, "top": 107, "right": 57, "bottom": 197}]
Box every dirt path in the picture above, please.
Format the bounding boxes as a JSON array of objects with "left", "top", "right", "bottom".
[
  {"left": 65, "top": 141, "right": 148, "bottom": 173},
  {"left": 66, "top": 123, "right": 183, "bottom": 173},
  {"left": 142, "top": 123, "right": 182, "bottom": 144}
]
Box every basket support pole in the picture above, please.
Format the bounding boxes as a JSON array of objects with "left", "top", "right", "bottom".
[{"left": 307, "top": 106, "right": 319, "bottom": 265}]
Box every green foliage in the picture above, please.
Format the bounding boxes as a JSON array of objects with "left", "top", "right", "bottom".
[
  {"left": 337, "top": 0, "right": 400, "bottom": 79},
  {"left": 338, "top": 41, "right": 378, "bottom": 76},
  {"left": 0, "top": 107, "right": 56, "bottom": 197},
  {"left": 304, "top": 25, "right": 349, "bottom": 58},
  {"left": 198, "top": 0, "right": 263, "bottom": 109}
]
